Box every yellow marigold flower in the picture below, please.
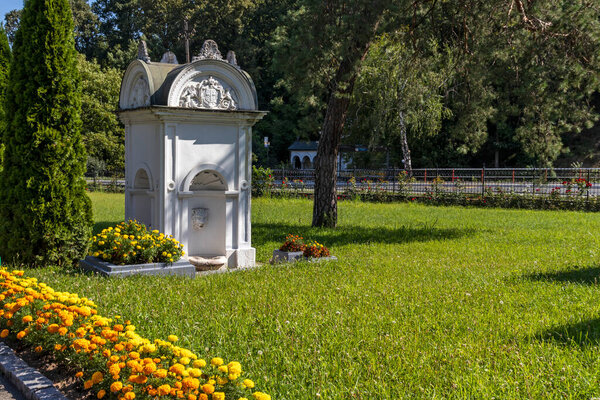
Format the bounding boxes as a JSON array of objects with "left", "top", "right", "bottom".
[
  {"left": 201, "top": 384, "right": 215, "bottom": 394},
  {"left": 110, "top": 382, "right": 123, "bottom": 393},
  {"left": 217, "top": 377, "right": 228, "bottom": 385},
  {"left": 180, "top": 356, "right": 190, "bottom": 365},
  {"left": 97, "top": 390, "right": 106, "bottom": 399},
  {"left": 124, "top": 392, "right": 135, "bottom": 400},
  {"left": 228, "top": 373, "right": 239, "bottom": 381},
  {"left": 243, "top": 379, "right": 255, "bottom": 389},
  {"left": 218, "top": 365, "right": 228, "bottom": 373},
  {"left": 189, "top": 368, "right": 202, "bottom": 378},
  {"left": 252, "top": 393, "right": 271, "bottom": 400},
  {"left": 188, "top": 395, "right": 197, "bottom": 400},
  {"left": 239, "top": 398, "right": 248, "bottom": 400},
  {"left": 128, "top": 351, "right": 140, "bottom": 359},
  {"left": 212, "top": 393, "right": 225, "bottom": 400},
  {"left": 227, "top": 361, "right": 242, "bottom": 375},
  {"left": 167, "top": 335, "right": 178, "bottom": 343},
  {"left": 210, "top": 357, "right": 223, "bottom": 367},
  {"left": 0, "top": 330, "right": 8, "bottom": 338}
]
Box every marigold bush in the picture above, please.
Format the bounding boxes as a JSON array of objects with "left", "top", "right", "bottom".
[
  {"left": 278, "top": 234, "right": 305, "bottom": 252},
  {"left": 89, "top": 221, "right": 184, "bottom": 265},
  {"left": 302, "top": 241, "right": 330, "bottom": 258},
  {"left": 0, "top": 268, "right": 271, "bottom": 400}
]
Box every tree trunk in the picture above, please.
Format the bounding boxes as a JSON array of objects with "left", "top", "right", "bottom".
[
  {"left": 398, "top": 109, "right": 412, "bottom": 176},
  {"left": 312, "top": 59, "right": 357, "bottom": 227}
]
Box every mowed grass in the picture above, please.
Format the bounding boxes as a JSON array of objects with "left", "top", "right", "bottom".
[{"left": 27, "top": 193, "right": 600, "bottom": 399}]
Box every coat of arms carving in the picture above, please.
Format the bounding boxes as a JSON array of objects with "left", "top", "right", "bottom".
[{"left": 179, "top": 76, "right": 237, "bottom": 110}]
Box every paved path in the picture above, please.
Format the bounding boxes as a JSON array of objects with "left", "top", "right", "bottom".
[{"left": 0, "top": 373, "right": 25, "bottom": 400}]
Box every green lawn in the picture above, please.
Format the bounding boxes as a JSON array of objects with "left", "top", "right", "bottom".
[{"left": 28, "top": 193, "right": 600, "bottom": 398}]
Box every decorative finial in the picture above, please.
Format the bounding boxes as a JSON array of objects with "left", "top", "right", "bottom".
[
  {"left": 137, "top": 40, "right": 151, "bottom": 63},
  {"left": 193, "top": 39, "right": 223, "bottom": 61},
  {"left": 226, "top": 50, "right": 239, "bottom": 68},
  {"left": 160, "top": 51, "right": 179, "bottom": 64}
]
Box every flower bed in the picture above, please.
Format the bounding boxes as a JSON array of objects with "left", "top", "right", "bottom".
[
  {"left": 271, "top": 235, "right": 334, "bottom": 264},
  {"left": 0, "top": 268, "right": 271, "bottom": 400}
]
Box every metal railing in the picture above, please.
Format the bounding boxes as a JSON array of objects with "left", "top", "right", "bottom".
[{"left": 268, "top": 167, "right": 600, "bottom": 198}]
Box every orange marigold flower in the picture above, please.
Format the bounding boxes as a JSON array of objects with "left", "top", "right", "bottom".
[
  {"left": 142, "top": 363, "right": 157, "bottom": 375},
  {"left": 47, "top": 324, "right": 60, "bottom": 334},
  {"left": 84, "top": 380, "right": 93, "bottom": 390},
  {"left": 124, "top": 392, "right": 135, "bottom": 400},
  {"left": 58, "top": 327, "right": 68, "bottom": 336},
  {"left": 97, "top": 390, "right": 106, "bottom": 399},
  {"left": 75, "top": 372, "right": 84, "bottom": 378},
  {"left": 169, "top": 363, "right": 185, "bottom": 375},
  {"left": 153, "top": 369, "right": 168, "bottom": 378},
  {"left": 110, "top": 382, "right": 123, "bottom": 393},
  {"left": 22, "top": 315, "right": 33, "bottom": 323},
  {"left": 201, "top": 384, "right": 214, "bottom": 395},
  {"left": 91, "top": 372, "right": 104, "bottom": 384},
  {"left": 16, "top": 331, "right": 26, "bottom": 340},
  {"left": 157, "top": 384, "right": 171, "bottom": 396},
  {"left": 1, "top": 329, "right": 10, "bottom": 338},
  {"left": 212, "top": 393, "right": 225, "bottom": 400}
]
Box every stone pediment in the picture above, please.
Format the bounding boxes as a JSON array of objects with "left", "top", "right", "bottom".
[{"left": 119, "top": 40, "right": 258, "bottom": 111}]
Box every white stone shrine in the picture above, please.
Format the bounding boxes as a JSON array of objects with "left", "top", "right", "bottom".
[{"left": 119, "top": 40, "right": 266, "bottom": 268}]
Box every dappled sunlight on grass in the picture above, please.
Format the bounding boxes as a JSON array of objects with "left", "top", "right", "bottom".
[{"left": 23, "top": 195, "right": 600, "bottom": 398}]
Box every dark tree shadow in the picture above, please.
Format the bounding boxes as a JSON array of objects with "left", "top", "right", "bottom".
[
  {"left": 93, "top": 221, "right": 121, "bottom": 235},
  {"left": 523, "top": 265, "right": 600, "bottom": 286},
  {"left": 535, "top": 318, "right": 600, "bottom": 348},
  {"left": 252, "top": 222, "right": 474, "bottom": 247}
]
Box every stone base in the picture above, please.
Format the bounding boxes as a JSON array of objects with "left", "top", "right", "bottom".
[
  {"left": 189, "top": 255, "right": 228, "bottom": 272},
  {"left": 270, "top": 250, "right": 337, "bottom": 264},
  {"left": 226, "top": 248, "right": 256, "bottom": 268},
  {"left": 79, "top": 256, "right": 196, "bottom": 277},
  {"left": 270, "top": 250, "right": 304, "bottom": 264}
]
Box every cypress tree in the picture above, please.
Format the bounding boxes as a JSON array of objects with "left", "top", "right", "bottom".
[
  {"left": 0, "top": 0, "right": 93, "bottom": 267},
  {"left": 0, "top": 25, "right": 10, "bottom": 169}
]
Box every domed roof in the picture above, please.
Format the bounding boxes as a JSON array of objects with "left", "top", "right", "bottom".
[{"left": 119, "top": 40, "right": 258, "bottom": 112}]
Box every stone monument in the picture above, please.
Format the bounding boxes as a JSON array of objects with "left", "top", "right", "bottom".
[{"left": 119, "top": 40, "right": 266, "bottom": 269}]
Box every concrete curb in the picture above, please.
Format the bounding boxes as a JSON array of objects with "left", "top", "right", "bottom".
[{"left": 0, "top": 342, "right": 68, "bottom": 400}]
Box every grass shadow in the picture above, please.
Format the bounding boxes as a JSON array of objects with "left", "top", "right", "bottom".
[
  {"left": 535, "top": 317, "right": 600, "bottom": 348},
  {"left": 523, "top": 265, "right": 600, "bottom": 286},
  {"left": 252, "top": 222, "right": 475, "bottom": 247}
]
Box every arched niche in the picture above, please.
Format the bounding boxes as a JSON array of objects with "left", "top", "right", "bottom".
[
  {"left": 134, "top": 168, "right": 151, "bottom": 190},
  {"left": 130, "top": 166, "right": 154, "bottom": 228},
  {"left": 302, "top": 156, "right": 312, "bottom": 170},
  {"left": 189, "top": 170, "right": 227, "bottom": 191},
  {"left": 292, "top": 156, "right": 301, "bottom": 169}
]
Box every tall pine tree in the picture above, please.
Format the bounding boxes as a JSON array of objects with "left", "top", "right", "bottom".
[{"left": 0, "top": 0, "right": 92, "bottom": 267}]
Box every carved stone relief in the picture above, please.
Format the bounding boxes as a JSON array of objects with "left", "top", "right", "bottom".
[
  {"left": 179, "top": 76, "right": 237, "bottom": 110},
  {"left": 128, "top": 76, "right": 151, "bottom": 109},
  {"left": 193, "top": 39, "right": 223, "bottom": 61},
  {"left": 137, "top": 40, "right": 150, "bottom": 63},
  {"left": 160, "top": 51, "right": 179, "bottom": 64},
  {"left": 191, "top": 208, "right": 209, "bottom": 231}
]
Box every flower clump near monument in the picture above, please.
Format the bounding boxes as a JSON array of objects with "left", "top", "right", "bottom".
[
  {"left": 0, "top": 268, "right": 271, "bottom": 400},
  {"left": 89, "top": 221, "right": 184, "bottom": 265},
  {"left": 279, "top": 234, "right": 330, "bottom": 258}
]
